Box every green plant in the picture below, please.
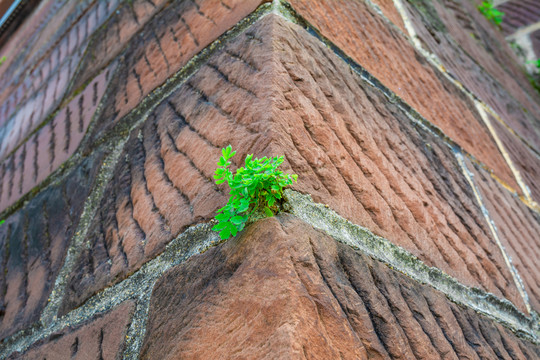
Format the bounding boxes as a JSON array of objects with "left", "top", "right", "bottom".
[
  {"left": 212, "top": 145, "right": 297, "bottom": 240},
  {"left": 527, "top": 59, "right": 540, "bottom": 69},
  {"left": 0, "top": 219, "right": 4, "bottom": 227},
  {"left": 0, "top": 56, "right": 5, "bottom": 66},
  {"left": 478, "top": 1, "right": 504, "bottom": 25}
]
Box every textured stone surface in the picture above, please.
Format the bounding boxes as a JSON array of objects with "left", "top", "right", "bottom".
[
  {"left": 0, "top": 65, "right": 113, "bottom": 213},
  {"left": 60, "top": 14, "right": 528, "bottom": 317},
  {"left": 498, "top": 0, "right": 540, "bottom": 36},
  {"left": 7, "top": 301, "right": 134, "bottom": 360},
  {"left": 0, "top": 152, "right": 103, "bottom": 340},
  {"left": 467, "top": 158, "right": 540, "bottom": 314},
  {"left": 88, "top": 0, "right": 265, "bottom": 145},
  {"left": 488, "top": 113, "right": 540, "bottom": 203},
  {"left": 0, "top": 0, "right": 120, "bottom": 162},
  {"left": 404, "top": 0, "right": 540, "bottom": 154},
  {"left": 287, "top": 0, "right": 519, "bottom": 190},
  {"left": 141, "top": 215, "right": 540, "bottom": 360}
]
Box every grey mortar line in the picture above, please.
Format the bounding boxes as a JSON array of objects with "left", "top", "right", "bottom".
[
  {"left": 39, "top": 138, "right": 128, "bottom": 327},
  {"left": 0, "top": 222, "right": 222, "bottom": 358},
  {"left": 283, "top": 189, "right": 540, "bottom": 343},
  {"left": 391, "top": 0, "right": 539, "bottom": 209},
  {"left": 455, "top": 149, "right": 532, "bottom": 315}
]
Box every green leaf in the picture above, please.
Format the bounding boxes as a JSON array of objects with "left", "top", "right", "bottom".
[
  {"left": 213, "top": 221, "right": 229, "bottom": 231},
  {"left": 264, "top": 207, "right": 274, "bottom": 217},
  {"left": 215, "top": 212, "right": 231, "bottom": 222},
  {"left": 219, "top": 227, "right": 231, "bottom": 240}
]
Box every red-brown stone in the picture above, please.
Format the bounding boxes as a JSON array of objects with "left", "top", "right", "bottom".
[
  {"left": 467, "top": 158, "right": 540, "bottom": 313},
  {"left": 0, "top": 152, "right": 104, "bottom": 340},
  {"left": 141, "top": 215, "right": 540, "bottom": 359},
  {"left": 60, "top": 14, "right": 529, "bottom": 318},
  {"left": 287, "top": 0, "right": 520, "bottom": 191},
  {"left": 403, "top": 0, "right": 540, "bottom": 154},
  {"left": 7, "top": 301, "right": 134, "bottom": 360}
]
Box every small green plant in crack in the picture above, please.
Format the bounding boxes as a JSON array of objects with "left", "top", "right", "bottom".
[
  {"left": 478, "top": 1, "right": 504, "bottom": 26},
  {"left": 212, "top": 145, "right": 297, "bottom": 240}
]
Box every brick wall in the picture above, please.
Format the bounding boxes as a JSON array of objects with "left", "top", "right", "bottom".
[{"left": 0, "top": 0, "right": 539, "bottom": 358}]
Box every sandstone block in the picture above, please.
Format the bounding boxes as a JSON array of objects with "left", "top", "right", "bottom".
[{"left": 141, "top": 215, "right": 540, "bottom": 359}]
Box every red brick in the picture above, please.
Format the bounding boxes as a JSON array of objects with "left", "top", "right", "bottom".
[
  {"left": 287, "top": 0, "right": 520, "bottom": 191},
  {"left": 490, "top": 114, "right": 540, "bottom": 203},
  {"left": 7, "top": 301, "right": 134, "bottom": 360},
  {"left": 141, "top": 215, "right": 540, "bottom": 359}
]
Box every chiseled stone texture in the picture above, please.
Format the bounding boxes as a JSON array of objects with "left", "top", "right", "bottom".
[
  {"left": 7, "top": 301, "right": 134, "bottom": 360},
  {"left": 141, "top": 215, "right": 540, "bottom": 360},
  {"left": 60, "top": 14, "right": 528, "bottom": 318},
  {"left": 87, "top": 0, "right": 265, "bottom": 145},
  {"left": 0, "top": 0, "right": 121, "bottom": 162},
  {"left": 0, "top": 65, "right": 114, "bottom": 213},
  {"left": 467, "top": 158, "right": 540, "bottom": 314},
  {"left": 286, "top": 0, "right": 520, "bottom": 191},
  {"left": 404, "top": 0, "right": 540, "bottom": 157},
  {"left": 0, "top": 152, "right": 103, "bottom": 340}
]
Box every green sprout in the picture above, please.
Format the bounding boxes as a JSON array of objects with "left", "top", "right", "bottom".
[
  {"left": 212, "top": 145, "right": 297, "bottom": 240},
  {"left": 478, "top": 1, "right": 504, "bottom": 25}
]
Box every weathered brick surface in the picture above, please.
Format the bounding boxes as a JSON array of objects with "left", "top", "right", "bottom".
[
  {"left": 7, "top": 301, "right": 134, "bottom": 360},
  {"left": 141, "top": 215, "right": 540, "bottom": 359},
  {"left": 467, "top": 158, "right": 540, "bottom": 313},
  {"left": 59, "top": 14, "right": 529, "bottom": 317},
  {"left": 287, "top": 0, "right": 520, "bottom": 192},
  {"left": 88, "top": 0, "right": 265, "bottom": 145},
  {"left": 0, "top": 152, "right": 104, "bottom": 340},
  {"left": 404, "top": 0, "right": 540, "bottom": 154},
  {"left": 0, "top": 65, "right": 113, "bottom": 213},
  {"left": 0, "top": 0, "right": 120, "bottom": 162}
]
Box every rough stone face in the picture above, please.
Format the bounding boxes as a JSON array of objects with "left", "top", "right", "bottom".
[
  {"left": 0, "top": 152, "right": 103, "bottom": 340},
  {"left": 489, "top": 114, "right": 540, "bottom": 203},
  {"left": 87, "top": 0, "right": 265, "bottom": 145},
  {"left": 404, "top": 0, "right": 540, "bottom": 155},
  {"left": 467, "top": 158, "right": 540, "bottom": 313},
  {"left": 0, "top": 65, "right": 113, "bottom": 213},
  {"left": 498, "top": 1, "right": 540, "bottom": 36},
  {"left": 7, "top": 301, "right": 134, "bottom": 360},
  {"left": 141, "top": 215, "right": 540, "bottom": 360},
  {"left": 287, "top": 0, "right": 519, "bottom": 190},
  {"left": 0, "top": 0, "right": 121, "bottom": 162},
  {"left": 59, "top": 14, "right": 529, "bottom": 316}
]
